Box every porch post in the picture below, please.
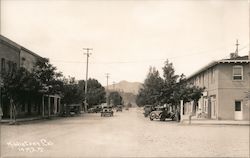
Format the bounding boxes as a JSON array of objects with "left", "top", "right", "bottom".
[
  {"left": 58, "top": 98, "right": 61, "bottom": 113},
  {"left": 48, "top": 96, "right": 50, "bottom": 118},
  {"left": 54, "top": 97, "right": 57, "bottom": 114},
  {"left": 180, "top": 100, "right": 184, "bottom": 121},
  {"left": 42, "top": 95, "right": 44, "bottom": 117}
]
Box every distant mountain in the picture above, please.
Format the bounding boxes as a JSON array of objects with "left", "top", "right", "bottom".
[{"left": 106, "top": 80, "right": 143, "bottom": 95}]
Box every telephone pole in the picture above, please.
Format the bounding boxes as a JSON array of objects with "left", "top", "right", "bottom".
[
  {"left": 105, "top": 73, "right": 110, "bottom": 105},
  {"left": 83, "top": 48, "right": 93, "bottom": 112}
]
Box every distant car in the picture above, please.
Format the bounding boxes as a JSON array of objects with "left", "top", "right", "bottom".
[
  {"left": 116, "top": 105, "right": 123, "bottom": 112},
  {"left": 61, "top": 104, "right": 81, "bottom": 117},
  {"left": 149, "top": 106, "right": 176, "bottom": 121},
  {"left": 88, "top": 106, "right": 102, "bottom": 113},
  {"left": 87, "top": 107, "right": 95, "bottom": 113},
  {"left": 101, "top": 106, "right": 114, "bottom": 117}
]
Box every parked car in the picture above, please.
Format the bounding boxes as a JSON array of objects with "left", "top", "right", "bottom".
[
  {"left": 87, "top": 107, "right": 96, "bottom": 113},
  {"left": 101, "top": 106, "right": 114, "bottom": 117},
  {"left": 143, "top": 105, "right": 154, "bottom": 117},
  {"left": 116, "top": 105, "right": 123, "bottom": 112},
  {"left": 88, "top": 106, "right": 102, "bottom": 113},
  {"left": 149, "top": 106, "right": 176, "bottom": 121},
  {"left": 61, "top": 104, "right": 81, "bottom": 117}
]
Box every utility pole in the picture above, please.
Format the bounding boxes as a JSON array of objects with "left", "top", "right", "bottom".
[
  {"left": 83, "top": 48, "right": 93, "bottom": 112},
  {"left": 105, "top": 73, "right": 110, "bottom": 105}
]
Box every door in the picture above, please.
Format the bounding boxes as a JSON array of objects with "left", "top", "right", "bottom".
[
  {"left": 234, "top": 101, "right": 243, "bottom": 120},
  {"left": 211, "top": 96, "right": 217, "bottom": 119}
]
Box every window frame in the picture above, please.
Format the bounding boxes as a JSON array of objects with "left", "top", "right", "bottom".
[{"left": 232, "top": 65, "right": 243, "bottom": 81}]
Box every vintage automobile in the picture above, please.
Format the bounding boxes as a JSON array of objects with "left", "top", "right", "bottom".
[
  {"left": 143, "top": 105, "right": 154, "bottom": 117},
  {"left": 149, "top": 106, "right": 176, "bottom": 121},
  {"left": 116, "top": 105, "right": 123, "bottom": 112},
  {"left": 61, "top": 104, "right": 81, "bottom": 117},
  {"left": 101, "top": 106, "right": 114, "bottom": 117},
  {"left": 88, "top": 106, "right": 102, "bottom": 113}
]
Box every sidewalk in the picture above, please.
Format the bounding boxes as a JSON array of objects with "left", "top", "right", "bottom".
[
  {"left": 181, "top": 119, "right": 250, "bottom": 126},
  {"left": 0, "top": 116, "right": 45, "bottom": 124}
]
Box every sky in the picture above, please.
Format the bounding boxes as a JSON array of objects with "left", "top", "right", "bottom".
[{"left": 1, "top": 0, "right": 249, "bottom": 86}]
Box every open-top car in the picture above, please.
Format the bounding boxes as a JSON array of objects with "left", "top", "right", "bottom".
[
  {"left": 101, "top": 106, "right": 114, "bottom": 117},
  {"left": 149, "top": 106, "right": 176, "bottom": 121}
]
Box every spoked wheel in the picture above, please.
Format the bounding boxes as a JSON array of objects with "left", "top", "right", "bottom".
[{"left": 149, "top": 114, "right": 155, "bottom": 121}]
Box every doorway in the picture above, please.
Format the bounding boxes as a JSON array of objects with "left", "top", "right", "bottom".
[{"left": 234, "top": 101, "right": 243, "bottom": 120}]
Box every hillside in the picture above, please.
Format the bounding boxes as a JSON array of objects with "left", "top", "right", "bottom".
[{"left": 107, "top": 80, "right": 142, "bottom": 95}]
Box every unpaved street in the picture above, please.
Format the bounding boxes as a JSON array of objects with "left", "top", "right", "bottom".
[{"left": 1, "top": 108, "right": 249, "bottom": 157}]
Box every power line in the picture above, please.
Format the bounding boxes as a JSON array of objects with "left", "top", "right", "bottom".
[{"left": 50, "top": 44, "right": 249, "bottom": 64}]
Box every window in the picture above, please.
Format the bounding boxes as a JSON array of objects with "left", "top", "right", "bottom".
[
  {"left": 235, "top": 101, "right": 241, "bottom": 111},
  {"left": 233, "top": 66, "right": 243, "bottom": 80}
]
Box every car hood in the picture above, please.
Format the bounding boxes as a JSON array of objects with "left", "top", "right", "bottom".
[{"left": 151, "top": 110, "right": 162, "bottom": 115}]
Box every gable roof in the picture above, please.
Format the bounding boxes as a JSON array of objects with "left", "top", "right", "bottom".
[{"left": 187, "top": 56, "right": 250, "bottom": 80}]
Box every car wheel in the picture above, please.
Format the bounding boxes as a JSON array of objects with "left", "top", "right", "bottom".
[{"left": 150, "top": 114, "right": 154, "bottom": 121}]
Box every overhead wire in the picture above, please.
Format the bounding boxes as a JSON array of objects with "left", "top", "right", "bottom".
[{"left": 50, "top": 43, "right": 249, "bottom": 65}]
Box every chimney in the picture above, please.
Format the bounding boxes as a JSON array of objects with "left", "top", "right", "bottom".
[{"left": 230, "top": 52, "right": 238, "bottom": 59}]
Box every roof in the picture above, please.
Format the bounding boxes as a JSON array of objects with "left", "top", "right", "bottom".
[
  {"left": 0, "top": 34, "right": 43, "bottom": 59},
  {"left": 187, "top": 56, "right": 250, "bottom": 80}
]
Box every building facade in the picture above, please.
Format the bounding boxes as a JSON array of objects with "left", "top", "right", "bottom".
[
  {"left": 0, "top": 35, "right": 61, "bottom": 119},
  {"left": 184, "top": 55, "right": 250, "bottom": 121}
]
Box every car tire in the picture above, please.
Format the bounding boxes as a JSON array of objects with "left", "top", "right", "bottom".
[{"left": 150, "top": 114, "right": 154, "bottom": 121}]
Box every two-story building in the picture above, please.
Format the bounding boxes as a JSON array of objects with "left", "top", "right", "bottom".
[
  {"left": 184, "top": 54, "right": 249, "bottom": 121},
  {"left": 0, "top": 35, "right": 61, "bottom": 120}
]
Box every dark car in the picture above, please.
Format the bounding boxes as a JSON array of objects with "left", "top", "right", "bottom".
[
  {"left": 101, "top": 106, "right": 114, "bottom": 117},
  {"left": 61, "top": 104, "right": 81, "bottom": 117},
  {"left": 149, "top": 106, "right": 176, "bottom": 121}
]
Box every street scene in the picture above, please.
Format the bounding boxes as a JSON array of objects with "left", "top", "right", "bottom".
[
  {"left": 0, "top": 0, "right": 250, "bottom": 158},
  {"left": 1, "top": 108, "right": 249, "bottom": 158}
]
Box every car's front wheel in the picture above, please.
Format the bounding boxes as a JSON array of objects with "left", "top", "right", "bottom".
[{"left": 149, "top": 113, "right": 155, "bottom": 121}]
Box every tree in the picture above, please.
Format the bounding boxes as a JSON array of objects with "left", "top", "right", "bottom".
[
  {"left": 136, "top": 59, "right": 204, "bottom": 111},
  {"left": 86, "top": 78, "right": 106, "bottom": 107},
  {"left": 2, "top": 58, "right": 64, "bottom": 121},
  {"left": 61, "top": 77, "right": 82, "bottom": 105},
  {"left": 161, "top": 60, "right": 204, "bottom": 106},
  {"left": 78, "top": 78, "right": 106, "bottom": 108},
  {"left": 2, "top": 67, "right": 42, "bottom": 122},
  {"left": 136, "top": 66, "right": 164, "bottom": 106},
  {"left": 32, "top": 58, "right": 63, "bottom": 95},
  {"left": 108, "top": 91, "right": 123, "bottom": 106}
]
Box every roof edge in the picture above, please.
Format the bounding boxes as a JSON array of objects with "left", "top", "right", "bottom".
[
  {"left": 186, "top": 58, "right": 250, "bottom": 80},
  {"left": 0, "top": 34, "right": 43, "bottom": 59}
]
